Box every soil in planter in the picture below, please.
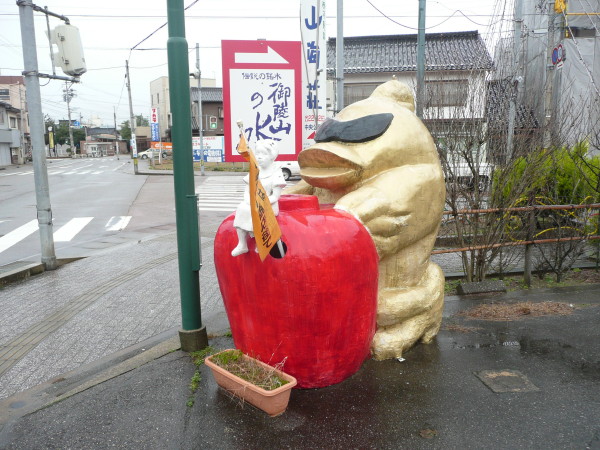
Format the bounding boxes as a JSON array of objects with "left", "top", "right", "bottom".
[{"left": 211, "top": 350, "right": 290, "bottom": 391}]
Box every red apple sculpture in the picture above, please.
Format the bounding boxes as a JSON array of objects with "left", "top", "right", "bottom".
[{"left": 214, "top": 194, "right": 379, "bottom": 388}]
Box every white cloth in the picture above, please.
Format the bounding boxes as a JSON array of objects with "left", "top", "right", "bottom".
[{"left": 233, "top": 168, "right": 287, "bottom": 232}]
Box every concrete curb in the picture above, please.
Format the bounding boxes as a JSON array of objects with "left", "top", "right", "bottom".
[{"left": 0, "top": 258, "right": 83, "bottom": 286}]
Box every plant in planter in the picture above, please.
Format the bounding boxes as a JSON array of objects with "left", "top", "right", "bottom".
[{"left": 205, "top": 349, "right": 297, "bottom": 417}]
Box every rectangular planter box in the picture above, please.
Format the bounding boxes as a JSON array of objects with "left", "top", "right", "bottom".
[{"left": 205, "top": 349, "right": 297, "bottom": 417}]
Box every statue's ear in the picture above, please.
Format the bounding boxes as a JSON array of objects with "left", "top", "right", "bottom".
[{"left": 370, "top": 80, "right": 415, "bottom": 112}]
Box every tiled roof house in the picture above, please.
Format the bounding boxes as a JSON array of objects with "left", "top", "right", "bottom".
[
  {"left": 326, "top": 31, "right": 493, "bottom": 120},
  {"left": 190, "top": 87, "right": 224, "bottom": 136}
]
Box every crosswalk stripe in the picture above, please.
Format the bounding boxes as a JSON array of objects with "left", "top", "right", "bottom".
[
  {"left": 53, "top": 217, "right": 93, "bottom": 242},
  {"left": 0, "top": 220, "right": 38, "bottom": 253},
  {"left": 105, "top": 216, "right": 131, "bottom": 231},
  {"left": 196, "top": 181, "right": 245, "bottom": 212},
  {"left": 199, "top": 200, "right": 240, "bottom": 205},
  {"left": 198, "top": 207, "right": 237, "bottom": 212}
]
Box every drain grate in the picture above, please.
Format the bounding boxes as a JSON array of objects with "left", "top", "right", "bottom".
[{"left": 474, "top": 369, "right": 540, "bottom": 393}]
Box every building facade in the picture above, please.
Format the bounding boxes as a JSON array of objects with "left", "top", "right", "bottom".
[
  {"left": 490, "top": 0, "right": 600, "bottom": 154},
  {"left": 0, "top": 76, "right": 29, "bottom": 165},
  {"left": 150, "top": 76, "right": 218, "bottom": 140}
]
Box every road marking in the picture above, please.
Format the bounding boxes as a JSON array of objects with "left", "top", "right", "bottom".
[
  {"left": 91, "top": 171, "right": 103, "bottom": 174},
  {"left": 105, "top": 216, "right": 132, "bottom": 231},
  {"left": 198, "top": 207, "right": 238, "bottom": 212},
  {"left": 77, "top": 170, "right": 92, "bottom": 175},
  {"left": 0, "top": 220, "right": 38, "bottom": 253},
  {"left": 113, "top": 162, "right": 128, "bottom": 171},
  {"left": 196, "top": 180, "right": 245, "bottom": 212},
  {"left": 53, "top": 217, "right": 93, "bottom": 242}
]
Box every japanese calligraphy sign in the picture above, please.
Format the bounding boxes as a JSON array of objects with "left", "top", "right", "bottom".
[
  {"left": 301, "top": 0, "right": 327, "bottom": 150},
  {"left": 236, "top": 125, "right": 282, "bottom": 261},
  {"left": 222, "top": 40, "right": 302, "bottom": 162}
]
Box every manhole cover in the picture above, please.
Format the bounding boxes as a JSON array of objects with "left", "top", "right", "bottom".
[{"left": 474, "top": 369, "right": 539, "bottom": 393}]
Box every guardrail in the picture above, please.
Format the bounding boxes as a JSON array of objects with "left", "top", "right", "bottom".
[{"left": 434, "top": 203, "right": 600, "bottom": 279}]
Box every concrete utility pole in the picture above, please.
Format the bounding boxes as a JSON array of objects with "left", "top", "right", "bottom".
[
  {"left": 113, "top": 106, "right": 119, "bottom": 159},
  {"left": 64, "top": 81, "right": 75, "bottom": 157},
  {"left": 17, "top": 0, "right": 57, "bottom": 270},
  {"left": 416, "top": 0, "right": 427, "bottom": 118},
  {"left": 167, "top": 0, "right": 208, "bottom": 352},
  {"left": 335, "top": 0, "right": 344, "bottom": 113},
  {"left": 506, "top": 0, "right": 524, "bottom": 162},
  {"left": 195, "top": 43, "right": 205, "bottom": 176},
  {"left": 125, "top": 60, "right": 138, "bottom": 174},
  {"left": 13, "top": 84, "right": 26, "bottom": 164},
  {"left": 548, "top": 9, "right": 565, "bottom": 145}
]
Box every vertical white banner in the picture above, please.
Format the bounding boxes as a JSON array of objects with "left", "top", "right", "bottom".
[
  {"left": 300, "top": 0, "right": 327, "bottom": 150},
  {"left": 150, "top": 107, "right": 160, "bottom": 142}
]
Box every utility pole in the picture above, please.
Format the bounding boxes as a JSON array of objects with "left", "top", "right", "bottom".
[
  {"left": 416, "top": 0, "right": 426, "bottom": 118},
  {"left": 195, "top": 43, "right": 205, "bottom": 176},
  {"left": 64, "top": 81, "right": 75, "bottom": 157},
  {"left": 14, "top": 84, "right": 26, "bottom": 164},
  {"left": 17, "top": 0, "right": 57, "bottom": 270},
  {"left": 114, "top": 106, "right": 119, "bottom": 160},
  {"left": 506, "top": 0, "right": 524, "bottom": 162},
  {"left": 126, "top": 60, "right": 138, "bottom": 174},
  {"left": 335, "top": 0, "right": 344, "bottom": 113},
  {"left": 548, "top": 7, "right": 565, "bottom": 145},
  {"left": 167, "top": 0, "right": 208, "bottom": 352}
]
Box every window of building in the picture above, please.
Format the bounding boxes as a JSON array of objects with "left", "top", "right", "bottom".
[
  {"left": 10, "top": 117, "right": 17, "bottom": 128},
  {"left": 425, "top": 79, "right": 469, "bottom": 107},
  {"left": 157, "top": 93, "right": 160, "bottom": 103},
  {"left": 343, "top": 84, "right": 379, "bottom": 106},
  {"left": 0, "top": 111, "right": 4, "bottom": 124},
  {"left": 0, "top": 89, "right": 9, "bottom": 100}
]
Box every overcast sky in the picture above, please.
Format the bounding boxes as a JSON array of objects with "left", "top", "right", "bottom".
[{"left": 0, "top": 0, "right": 504, "bottom": 128}]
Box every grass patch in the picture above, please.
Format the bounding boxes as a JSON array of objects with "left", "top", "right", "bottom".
[
  {"left": 210, "top": 349, "right": 290, "bottom": 391},
  {"left": 186, "top": 346, "right": 215, "bottom": 408}
]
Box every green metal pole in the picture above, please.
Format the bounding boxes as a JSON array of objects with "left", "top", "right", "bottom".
[{"left": 166, "top": 0, "right": 208, "bottom": 352}]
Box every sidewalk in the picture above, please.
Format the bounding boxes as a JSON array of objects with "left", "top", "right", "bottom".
[
  {"left": 0, "top": 164, "right": 599, "bottom": 447},
  {"left": 0, "top": 272, "right": 598, "bottom": 448}
]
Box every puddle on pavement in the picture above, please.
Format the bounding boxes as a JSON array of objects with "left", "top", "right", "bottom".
[{"left": 452, "top": 340, "right": 521, "bottom": 350}]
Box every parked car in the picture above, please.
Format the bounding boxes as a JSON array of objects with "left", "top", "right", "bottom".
[
  {"left": 279, "top": 160, "right": 300, "bottom": 181},
  {"left": 138, "top": 149, "right": 168, "bottom": 159}
]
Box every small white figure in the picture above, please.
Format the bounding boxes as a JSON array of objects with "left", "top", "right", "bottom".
[{"left": 231, "top": 140, "right": 287, "bottom": 257}]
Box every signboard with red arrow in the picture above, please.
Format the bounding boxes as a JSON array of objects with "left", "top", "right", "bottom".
[{"left": 222, "top": 40, "right": 302, "bottom": 162}]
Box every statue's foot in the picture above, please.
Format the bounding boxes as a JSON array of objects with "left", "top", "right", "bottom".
[
  {"left": 231, "top": 245, "right": 248, "bottom": 257},
  {"left": 371, "top": 263, "right": 445, "bottom": 360}
]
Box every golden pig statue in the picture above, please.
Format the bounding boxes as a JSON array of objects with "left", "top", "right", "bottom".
[{"left": 285, "top": 80, "right": 446, "bottom": 360}]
